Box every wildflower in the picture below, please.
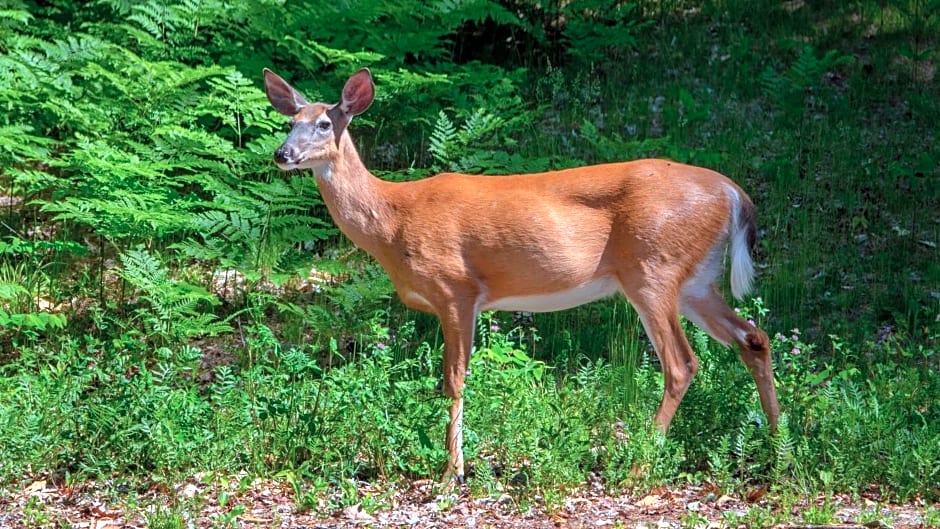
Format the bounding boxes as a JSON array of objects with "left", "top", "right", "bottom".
[
  {"left": 376, "top": 342, "right": 387, "bottom": 351},
  {"left": 490, "top": 324, "right": 500, "bottom": 333},
  {"left": 776, "top": 333, "right": 787, "bottom": 342},
  {"left": 747, "top": 319, "right": 756, "bottom": 327},
  {"left": 791, "top": 347, "right": 801, "bottom": 355},
  {"left": 791, "top": 334, "right": 799, "bottom": 341}
]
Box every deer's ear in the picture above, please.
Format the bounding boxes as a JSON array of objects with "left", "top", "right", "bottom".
[
  {"left": 340, "top": 68, "right": 375, "bottom": 116},
  {"left": 263, "top": 68, "right": 309, "bottom": 116}
]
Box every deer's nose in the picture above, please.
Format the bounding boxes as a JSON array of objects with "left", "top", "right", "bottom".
[{"left": 274, "top": 145, "right": 294, "bottom": 164}]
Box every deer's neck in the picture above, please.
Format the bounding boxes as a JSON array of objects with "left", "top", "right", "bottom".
[{"left": 314, "top": 134, "right": 397, "bottom": 255}]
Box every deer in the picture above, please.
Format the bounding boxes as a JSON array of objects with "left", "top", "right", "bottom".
[{"left": 263, "top": 67, "right": 781, "bottom": 484}]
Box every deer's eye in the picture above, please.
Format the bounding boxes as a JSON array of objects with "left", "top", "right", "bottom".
[{"left": 317, "top": 120, "right": 332, "bottom": 132}]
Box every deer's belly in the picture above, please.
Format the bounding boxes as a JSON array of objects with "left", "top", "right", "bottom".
[{"left": 481, "top": 277, "right": 620, "bottom": 313}]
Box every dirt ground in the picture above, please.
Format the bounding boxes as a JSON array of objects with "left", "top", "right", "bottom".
[{"left": 2, "top": 475, "right": 935, "bottom": 528}]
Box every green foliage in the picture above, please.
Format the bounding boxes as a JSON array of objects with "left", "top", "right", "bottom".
[
  {"left": 175, "top": 173, "right": 334, "bottom": 274},
  {"left": 558, "top": 0, "right": 647, "bottom": 63},
  {"left": 0, "top": 307, "right": 66, "bottom": 335},
  {"left": 117, "top": 248, "right": 231, "bottom": 345},
  {"left": 760, "top": 43, "right": 855, "bottom": 118},
  {"left": 428, "top": 106, "right": 557, "bottom": 174},
  {"left": 578, "top": 120, "right": 673, "bottom": 164},
  {"left": 0, "top": 238, "right": 72, "bottom": 340}
]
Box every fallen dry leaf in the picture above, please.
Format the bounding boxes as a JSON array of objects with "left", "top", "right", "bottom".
[
  {"left": 23, "top": 479, "right": 47, "bottom": 495},
  {"left": 91, "top": 519, "right": 123, "bottom": 529},
  {"left": 1, "top": 477, "right": 933, "bottom": 528},
  {"left": 636, "top": 494, "right": 662, "bottom": 508},
  {"left": 342, "top": 503, "right": 376, "bottom": 521},
  {"left": 716, "top": 494, "right": 735, "bottom": 506},
  {"left": 746, "top": 485, "right": 767, "bottom": 503}
]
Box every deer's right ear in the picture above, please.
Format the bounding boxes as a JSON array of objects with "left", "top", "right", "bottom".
[{"left": 263, "top": 68, "right": 309, "bottom": 116}]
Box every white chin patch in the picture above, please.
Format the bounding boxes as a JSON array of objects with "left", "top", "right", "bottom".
[
  {"left": 275, "top": 157, "right": 312, "bottom": 169},
  {"left": 276, "top": 159, "right": 318, "bottom": 169},
  {"left": 275, "top": 160, "right": 331, "bottom": 180}
]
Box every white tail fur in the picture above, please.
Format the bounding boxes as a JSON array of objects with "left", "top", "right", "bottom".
[{"left": 727, "top": 186, "right": 756, "bottom": 300}]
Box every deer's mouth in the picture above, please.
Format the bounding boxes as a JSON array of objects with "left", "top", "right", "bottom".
[
  {"left": 275, "top": 159, "right": 303, "bottom": 170},
  {"left": 276, "top": 156, "right": 331, "bottom": 175}
]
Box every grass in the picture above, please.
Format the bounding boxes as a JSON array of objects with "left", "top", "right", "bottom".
[
  {"left": 0, "top": 0, "right": 938, "bottom": 523},
  {"left": 1, "top": 302, "right": 936, "bottom": 501},
  {"left": 526, "top": 5, "right": 937, "bottom": 343}
]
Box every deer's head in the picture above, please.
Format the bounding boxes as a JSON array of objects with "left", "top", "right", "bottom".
[{"left": 263, "top": 68, "right": 375, "bottom": 172}]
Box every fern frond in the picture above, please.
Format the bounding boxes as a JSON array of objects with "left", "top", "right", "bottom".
[
  {"left": 281, "top": 36, "right": 385, "bottom": 70},
  {"left": 119, "top": 249, "right": 169, "bottom": 291},
  {"left": 458, "top": 107, "right": 506, "bottom": 145},
  {"left": 128, "top": 0, "right": 181, "bottom": 41},
  {"left": 118, "top": 248, "right": 231, "bottom": 343},
  {"left": 0, "top": 9, "right": 31, "bottom": 24},
  {"left": 428, "top": 111, "right": 457, "bottom": 168}
]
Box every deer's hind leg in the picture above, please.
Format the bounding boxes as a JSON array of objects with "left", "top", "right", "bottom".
[
  {"left": 680, "top": 287, "right": 780, "bottom": 431},
  {"left": 620, "top": 279, "right": 700, "bottom": 432}
]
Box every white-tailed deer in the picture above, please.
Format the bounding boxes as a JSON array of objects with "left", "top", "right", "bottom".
[{"left": 264, "top": 68, "right": 780, "bottom": 483}]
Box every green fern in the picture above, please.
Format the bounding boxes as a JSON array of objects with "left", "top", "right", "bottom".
[
  {"left": 127, "top": 1, "right": 180, "bottom": 42},
  {"left": 761, "top": 44, "right": 855, "bottom": 116},
  {"left": 119, "top": 248, "right": 231, "bottom": 345},
  {"left": 428, "top": 108, "right": 516, "bottom": 173},
  {"left": 428, "top": 111, "right": 458, "bottom": 170},
  {"left": 458, "top": 108, "right": 506, "bottom": 146},
  {"left": 771, "top": 416, "right": 796, "bottom": 485},
  {"left": 201, "top": 70, "right": 275, "bottom": 147},
  {"left": 117, "top": 0, "right": 228, "bottom": 61},
  {"left": 282, "top": 36, "right": 385, "bottom": 71},
  {"left": 0, "top": 9, "right": 32, "bottom": 25},
  {"left": 560, "top": 0, "right": 646, "bottom": 62},
  {"left": 174, "top": 174, "right": 333, "bottom": 274}
]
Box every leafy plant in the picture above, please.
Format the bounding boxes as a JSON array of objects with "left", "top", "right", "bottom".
[
  {"left": 118, "top": 248, "right": 230, "bottom": 345},
  {"left": 427, "top": 108, "right": 550, "bottom": 174},
  {"left": 555, "top": 0, "right": 647, "bottom": 63},
  {"left": 760, "top": 43, "right": 855, "bottom": 117},
  {"left": 0, "top": 239, "right": 70, "bottom": 341}
]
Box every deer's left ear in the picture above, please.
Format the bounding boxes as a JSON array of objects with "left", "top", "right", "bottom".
[
  {"left": 327, "top": 68, "right": 375, "bottom": 146},
  {"left": 340, "top": 68, "right": 375, "bottom": 116}
]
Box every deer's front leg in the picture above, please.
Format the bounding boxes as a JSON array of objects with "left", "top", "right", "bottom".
[
  {"left": 439, "top": 300, "right": 476, "bottom": 484},
  {"left": 446, "top": 397, "right": 465, "bottom": 483}
]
